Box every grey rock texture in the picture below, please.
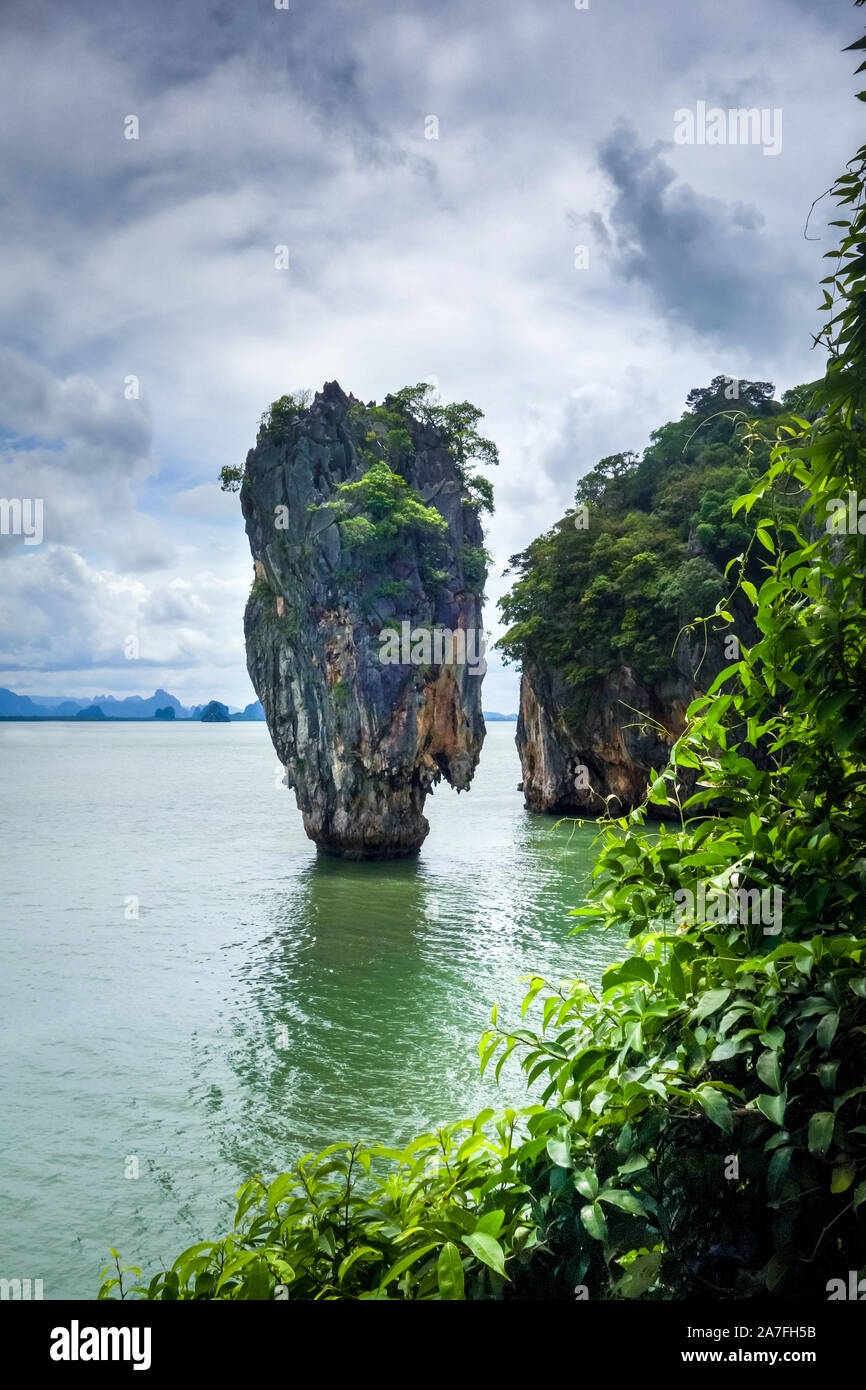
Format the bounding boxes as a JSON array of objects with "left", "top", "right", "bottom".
[
  {"left": 516, "top": 614, "right": 746, "bottom": 820},
  {"left": 240, "top": 381, "right": 487, "bottom": 857}
]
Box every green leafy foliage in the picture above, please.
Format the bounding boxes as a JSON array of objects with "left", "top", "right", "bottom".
[
  {"left": 219, "top": 391, "right": 313, "bottom": 490},
  {"left": 315, "top": 459, "right": 451, "bottom": 604},
  {"left": 218, "top": 463, "right": 244, "bottom": 493},
  {"left": 462, "top": 544, "right": 490, "bottom": 596},
  {"left": 313, "top": 384, "right": 497, "bottom": 605},
  {"left": 257, "top": 391, "right": 313, "bottom": 440},
  {"left": 497, "top": 377, "right": 802, "bottom": 697},
  {"left": 379, "top": 383, "right": 499, "bottom": 514},
  {"left": 386, "top": 384, "right": 499, "bottom": 473},
  {"left": 100, "top": 1120, "right": 538, "bottom": 1301}
]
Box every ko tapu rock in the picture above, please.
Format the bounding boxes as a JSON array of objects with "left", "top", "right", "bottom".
[{"left": 236, "top": 381, "right": 493, "bottom": 858}]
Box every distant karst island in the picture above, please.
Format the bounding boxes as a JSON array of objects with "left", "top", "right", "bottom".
[
  {"left": 0, "top": 687, "right": 265, "bottom": 721},
  {"left": 0, "top": 685, "right": 516, "bottom": 724}
]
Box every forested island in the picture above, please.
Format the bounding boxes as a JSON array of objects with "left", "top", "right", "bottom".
[{"left": 499, "top": 376, "right": 816, "bottom": 818}]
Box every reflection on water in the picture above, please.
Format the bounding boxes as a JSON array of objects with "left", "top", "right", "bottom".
[
  {"left": 0, "top": 721, "right": 625, "bottom": 1297},
  {"left": 216, "top": 843, "right": 609, "bottom": 1169}
]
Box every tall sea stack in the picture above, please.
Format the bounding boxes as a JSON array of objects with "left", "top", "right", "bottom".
[{"left": 240, "top": 382, "right": 489, "bottom": 858}]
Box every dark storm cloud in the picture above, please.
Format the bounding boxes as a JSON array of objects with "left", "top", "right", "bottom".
[
  {"left": 0, "top": 348, "right": 151, "bottom": 465},
  {"left": 595, "top": 122, "right": 794, "bottom": 344}
]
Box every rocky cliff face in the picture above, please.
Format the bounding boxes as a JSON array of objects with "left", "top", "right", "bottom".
[
  {"left": 240, "top": 382, "right": 487, "bottom": 858},
  {"left": 517, "top": 619, "right": 739, "bottom": 820}
]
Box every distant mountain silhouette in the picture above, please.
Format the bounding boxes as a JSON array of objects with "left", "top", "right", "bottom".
[
  {"left": 231, "top": 700, "right": 265, "bottom": 721},
  {"left": 85, "top": 689, "right": 188, "bottom": 719},
  {"left": 0, "top": 686, "right": 197, "bottom": 718},
  {"left": 0, "top": 688, "right": 48, "bottom": 717},
  {"left": 0, "top": 686, "right": 514, "bottom": 723}
]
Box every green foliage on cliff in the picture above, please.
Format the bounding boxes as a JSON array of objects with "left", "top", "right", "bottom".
[
  {"left": 351, "top": 383, "right": 498, "bottom": 516},
  {"left": 257, "top": 391, "right": 313, "bottom": 439},
  {"left": 497, "top": 378, "right": 808, "bottom": 692},
  {"left": 221, "top": 384, "right": 497, "bottom": 530},
  {"left": 102, "top": 23, "right": 866, "bottom": 1307},
  {"left": 314, "top": 459, "right": 452, "bottom": 604},
  {"left": 219, "top": 392, "right": 314, "bottom": 492},
  {"left": 311, "top": 381, "right": 498, "bottom": 603},
  {"left": 333, "top": 461, "right": 447, "bottom": 542},
  {"left": 249, "top": 576, "right": 271, "bottom": 603},
  {"left": 218, "top": 463, "right": 244, "bottom": 493},
  {"left": 462, "top": 544, "right": 491, "bottom": 596},
  {"left": 247, "top": 575, "right": 299, "bottom": 637}
]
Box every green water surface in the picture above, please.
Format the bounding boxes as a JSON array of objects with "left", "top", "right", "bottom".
[{"left": 0, "top": 721, "right": 624, "bottom": 1298}]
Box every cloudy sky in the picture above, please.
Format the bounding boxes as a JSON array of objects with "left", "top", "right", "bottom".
[{"left": 0, "top": 0, "right": 860, "bottom": 713}]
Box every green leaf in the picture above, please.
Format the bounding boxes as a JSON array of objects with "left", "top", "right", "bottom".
[
  {"left": 649, "top": 776, "right": 668, "bottom": 805},
  {"left": 546, "top": 1135, "right": 572, "bottom": 1169},
  {"left": 755, "top": 526, "right": 776, "bottom": 553},
  {"left": 817, "top": 1011, "right": 840, "bottom": 1050},
  {"left": 616, "top": 1250, "right": 661, "bottom": 1299},
  {"left": 757, "top": 1092, "right": 786, "bottom": 1127},
  {"left": 243, "top": 1258, "right": 271, "bottom": 1301},
  {"left": 436, "top": 1243, "right": 465, "bottom": 1300},
  {"left": 696, "top": 1086, "right": 733, "bottom": 1133},
  {"left": 266, "top": 1174, "right": 294, "bottom": 1212},
  {"left": 668, "top": 953, "right": 686, "bottom": 1000},
  {"left": 710, "top": 1038, "right": 751, "bottom": 1062},
  {"left": 764, "top": 1249, "right": 793, "bottom": 1293},
  {"left": 381, "top": 1242, "right": 439, "bottom": 1289},
  {"left": 599, "top": 1188, "right": 647, "bottom": 1216},
  {"left": 473, "top": 1209, "right": 505, "bottom": 1237},
  {"left": 831, "top": 1162, "right": 856, "bottom": 1194},
  {"left": 574, "top": 1168, "right": 599, "bottom": 1200},
  {"left": 706, "top": 663, "right": 743, "bottom": 697},
  {"left": 337, "top": 1246, "right": 381, "bottom": 1283},
  {"left": 580, "top": 1202, "right": 608, "bottom": 1241},
  {"left": 620, "top": 957, "right": 656, "bottom": 985},
  {"left": 618, "top": 1153, "right": 649, "bottom": 1176},
  {"left": 694, "top": 988, "right": 731, "bottom": 1020},
  {"left": 807, "top": 1111, "right": 835, "bottom": 1158},
  {"left": 463, "top": 1232, "right": 508, "bottom": 1278},
  {"left": 767, "top": 1146, "right": 793, "bottom": 1196},
  {"left": 756, "top": 1049, "right": 782, "bottom": 1092},
  {"left": 521, "top": 976, "right": 546, "bottom": 1018}
]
